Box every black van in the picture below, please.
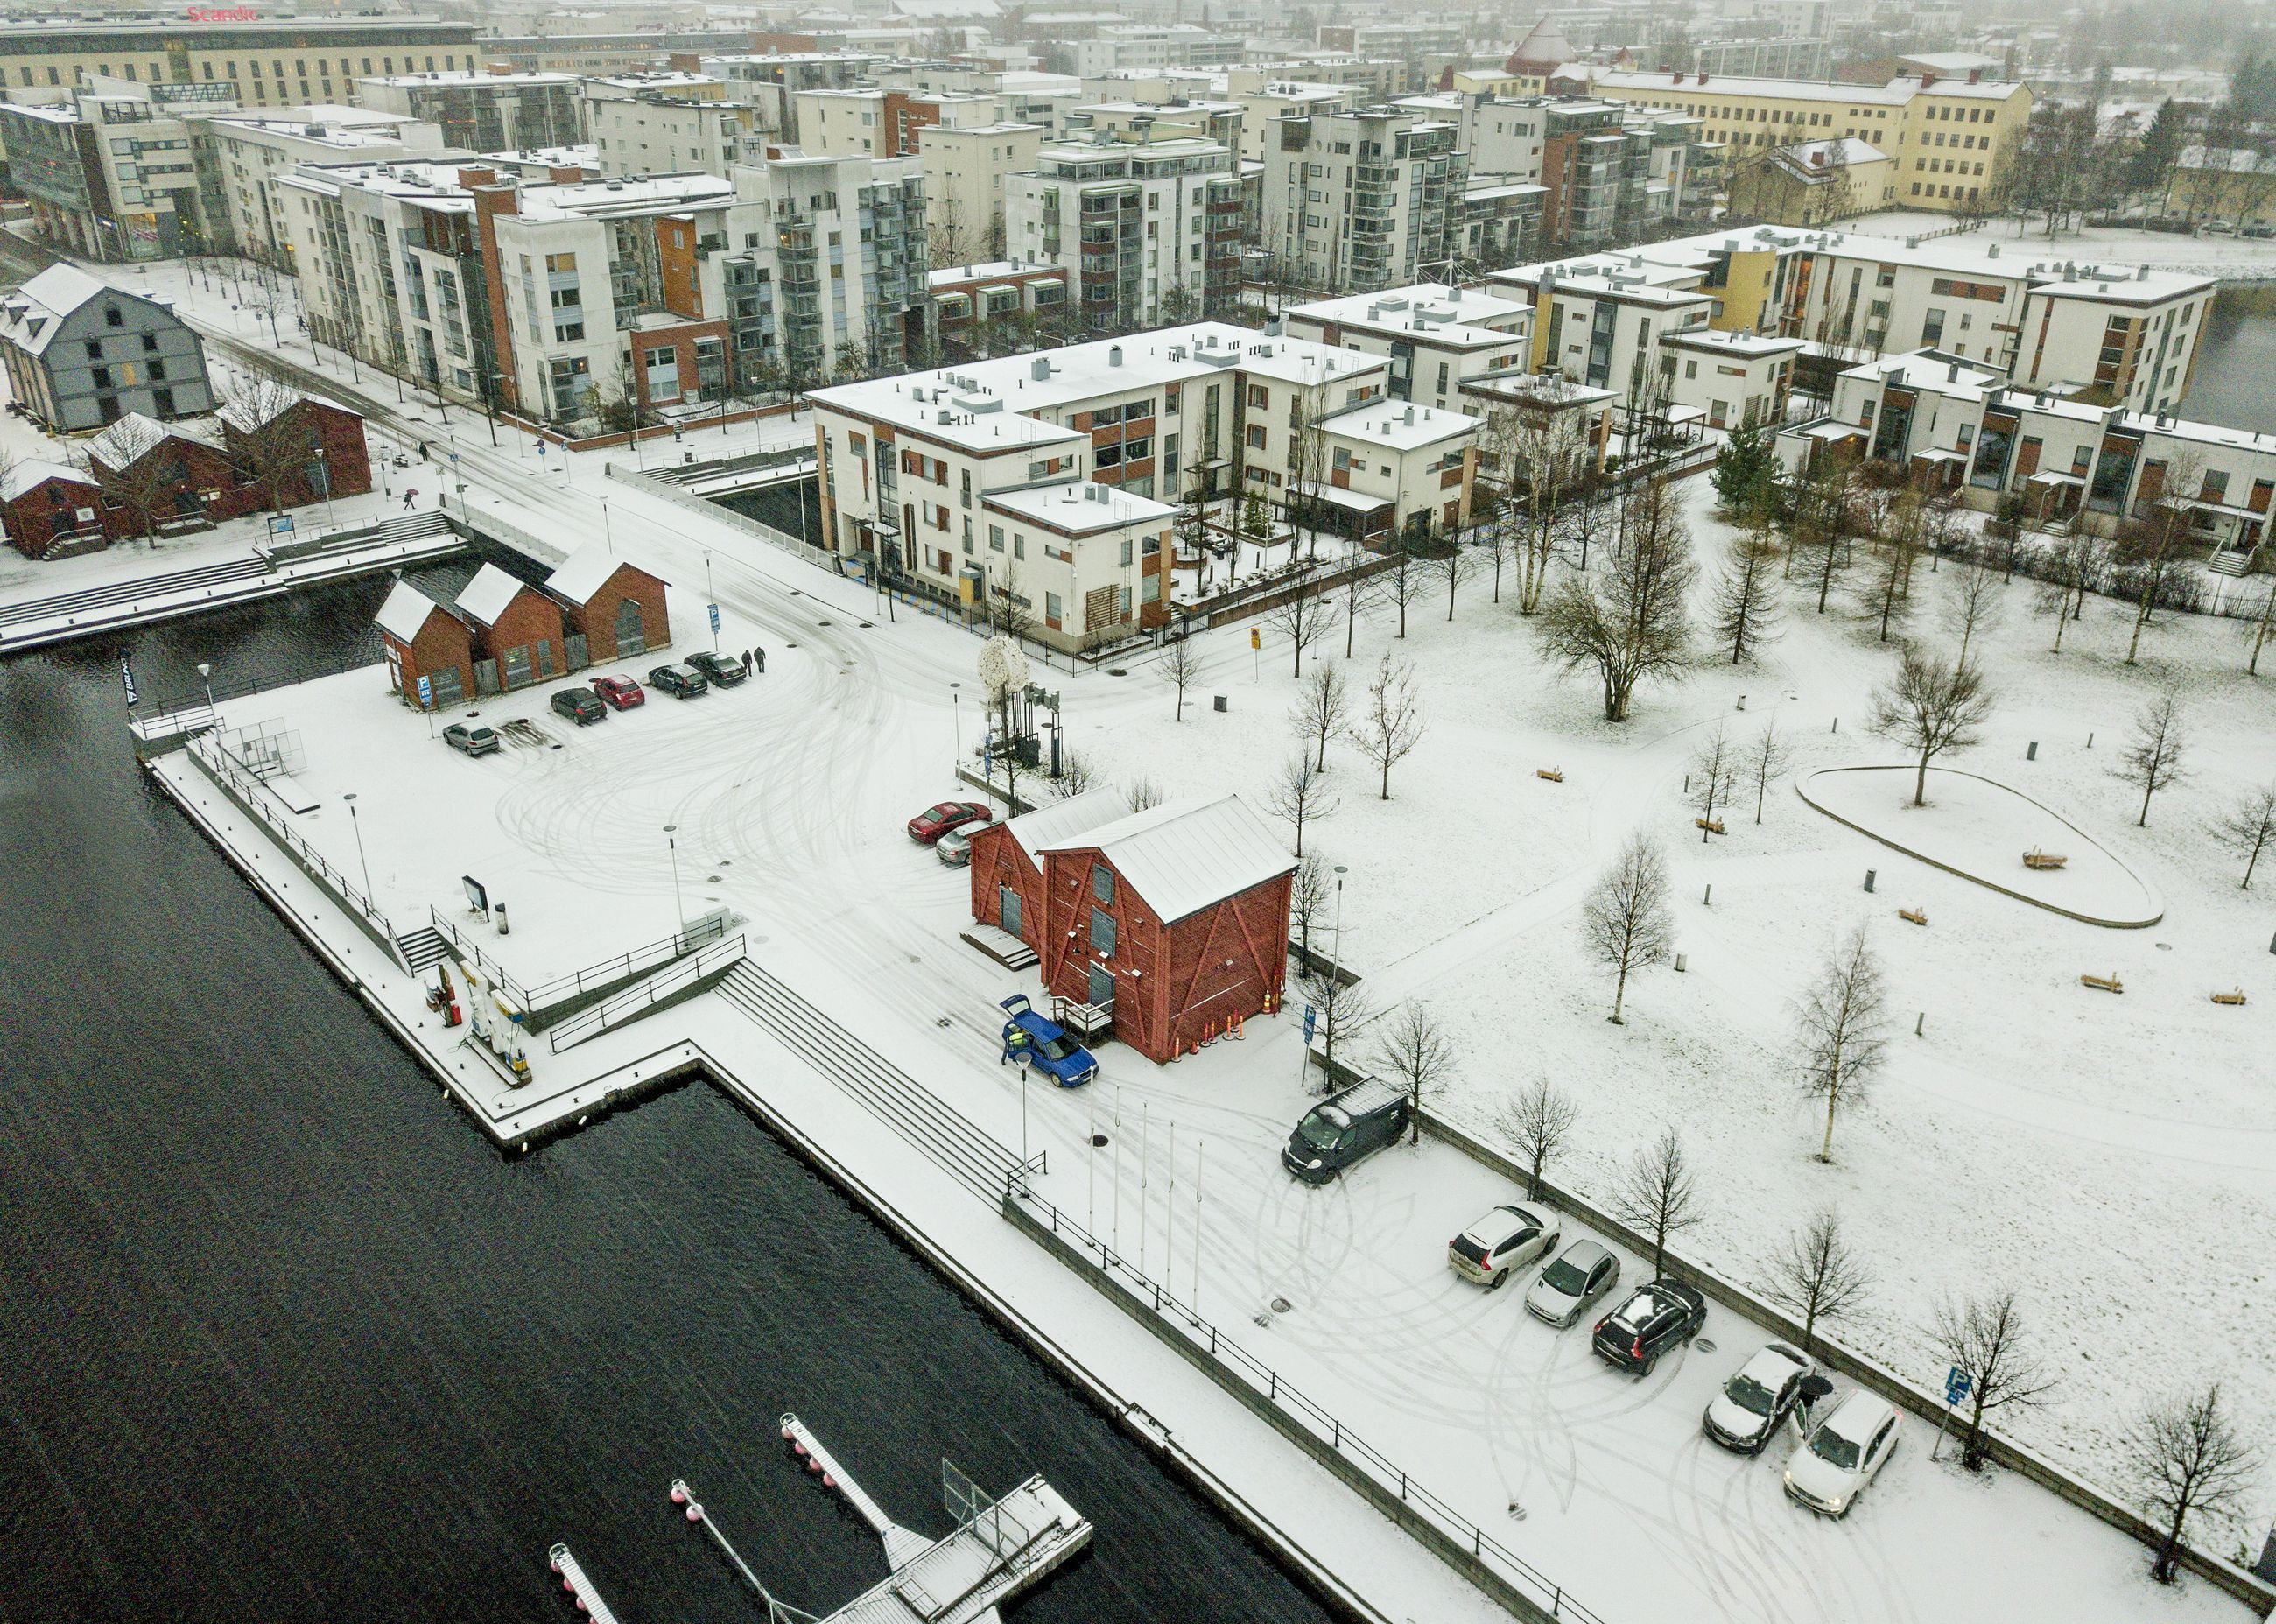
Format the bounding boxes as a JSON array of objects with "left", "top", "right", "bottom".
[{"left": 1282, "top": 1079, "right": 1412, "bottom": 1184}]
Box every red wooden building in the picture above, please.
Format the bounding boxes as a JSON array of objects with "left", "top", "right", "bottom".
[
  {"left": 376, "top": 579, "right": 478, "bottom": 707},
  {"left": 454, "top": 562, "right": 567, "bottom": 692},
  {"left": 543, "top": 545, "right": 671, "bottom": 662},
  {"left": 1029, "top": 794, "right": 1295, "bottom": 1065},
  {"left": 967, "top": 787, "right": 1127, "bottom": 949},
  {"left": 0, "top": 461, "right": 105, "bottom": 558}
]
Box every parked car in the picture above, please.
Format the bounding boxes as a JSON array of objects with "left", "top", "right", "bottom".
[
  {"left": 1784, "top": 1392, "right": 1901, "bottom": 1517},
  {"left": 648, "top": 663, "right": 708, "bottom": 699},
  {"left": 908, "top": 800, "right": 993, "bottom": 845},
  {"left": 1448, "top": 1203, "right": 1560, "bottom": 1289},
  {"left": 443, "top": 723, "right": 501, "bottom": 757},
  {"left": 1282, "top": 1079, "right": 1411, "bottom": 1185},
  {"left": 1703, "top": 1342, "right": 1818, "bottom": 1454},
  {"left": 936, "top": 826, "right": 980, "bottom": 867},
  {"left": 550, "top": 686, "right": 606, "bottom": 726},
  {"left": 1591, "top": 1280, "right": 1706, "bottom": 1375},
  {"left": 999, "top": 994, "right": 1099, "bottom": 1087},
  {"left": 591, "top": 674, "right": 645, "bottom": 710},
  {"left": 686, "top": 650, "right": 747, "bottom": 687},
  {"left": 1524, "top": 1238, "right": 1621, "bottom": 1328}
]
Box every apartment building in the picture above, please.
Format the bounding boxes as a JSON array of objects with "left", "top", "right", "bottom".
[
  {"left": 807, "top": 321, "right": 1476, "bottom": 641},
  {"left": 1781, "top": 348, "right": 2275, "bottom": 559},
  {"left": 928, "top": 260, "right": 1070, "bottom": 357},
  {"left": 918, "top": 121, "right": 1048, "bottom": 263},
  {"left": 196, "top": 106, "right": 448, "bottom": 264},
  {"left": 1284, "top": 281, "right": 1533, "bottom": 412},
  {"left": 0, "top": 17, "right": 477, "bottom": 118},
  {"left": 1067, "top": 25, "right": 1245, "bottom": 78},
  {"left": 792, "top": 87, "right": 997, "bottom": 158},
  {"left": 689, "top": 53, "right": 889, "bottom": 141},
  {"left": 276, "top": 153, "right": 929, "bottom": 425},
  {"left": 863, "top": 62, "right": 1087, "bottom": 135},
  {"left": 1554, "top": 64, "right": 2032, "bottom": 215},
  {"left": 488, "top": 31, "right": 754, "bottom": 77},
  {"left": 1727, "top": 136, "right": 1896, "bottom": 224},
  {"left": 0, "top": 81, "right": 221, "bottom": 260},
  {"left": 1261, "top": 104, "right": 1468, "bottom": 293},
  {"left": 581, "top": 75, "right": 768, "bottom": 178},
  {"left": 357, "top": 71, "right": 584, "bottom": 154},
  {"left": 1005, "top": 130, "right": 1244, "bottom": 332},
  {"left": 0, "top": 264, "right": 214, "bottom": 431}
]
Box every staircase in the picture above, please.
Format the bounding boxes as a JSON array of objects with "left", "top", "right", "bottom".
[
  {"left": 395, "top": 926, "right": 451, "bottom": 974},
  {"left": 2208, "top": 545, "right": 2258, "bottom": 579},
  {"left": 717, "top": 962, "right": 1018, "bottom": 1203},
  {"left": 0, "top": 554, "right": 270, "bottom": 629}
]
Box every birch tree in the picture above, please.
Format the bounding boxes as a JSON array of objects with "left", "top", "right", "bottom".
[
  {"left": 1688, "top": 723, "right": 1739, "bottom": 837},
  {"left": 1608, "top": 1127, "right": 1703, "bottom": 1277},
  {"left": 2124, "top": 1382, "right": 2261, "bottom": 1584},
  {"left": 1289, "top": 663, "right": 1348, "bottom": 771},
  {"left": 2120, "top": 690, "right": 2188, "bottom": 827},
  {"left": 1942, "top": 559, "right": 2005, "bottom": 667},
  {"left": 1267, "top": 751, "right": 1337, "bottom": 857},
  {"left": 1264, "top": 581, "right": 1338, "bottom": 678},
  {"left": 1371, "top": 1002, "right": 1454, "bottom": 1144},
  {"left": 1869, "top": 645, "right": 1995, "bottom": 807},
  {"left": 1745, "top": 719, "right": 1793, "bottom": 825},
  {"left": 1583, "top": 833, "right": 1673, "bottom": 1023},
  {"left": 1928, "top": 1290, "right": 2055, "bottom": 1472},
  {"left": 1156, "top": 634, "right": 1200, "bottom": 721},
  {"left": 1763, "top": 1210, "right": 1872, "bottom": 1357},
  {"left": 1498, "top": 1079, "right": 1578, "bottom": 1200},
  {"left": 1794, "top": 924, "right": 1889, "bottom": 1163},
  {"left": 2211, "top": 781, "right": 2276, "bottom": 889},
  {"left": 1351, "top": 652, "right": 1425, "bottom": 799},
  {"left": 2036, "top": 520, "right": 2106, "bottom": 655}
]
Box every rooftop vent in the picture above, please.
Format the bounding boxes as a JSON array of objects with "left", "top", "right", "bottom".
[{"left": 1107, "top": 344, "right": 1122, "bottom": 367}]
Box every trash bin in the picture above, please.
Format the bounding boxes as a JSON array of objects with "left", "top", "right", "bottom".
[{"left": 1213, "top": 694, "right": 1228, "bottom": 713}]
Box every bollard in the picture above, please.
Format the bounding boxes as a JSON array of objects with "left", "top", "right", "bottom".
[
  {"left": 2086, "top": 731, "right": 2094, "bottom": 749},
  {"left": 1212, "top": 694, "right": 1228, "bottom": 713},
  {"left": 1674, "top": 952, "right": 1688, "bottom": 973},
  {"left": 1831, "top": 716, "right": 1839, "bottom": 734},
  {"left": 1916, "top": 1011, "right": 1925, "bottom": 1037},
  {"left": 1683, "top": 773, "right": 1690, "bottom": 792},
  {"left": 2027, "top": 742, "right": 2038, "bottom": 761},
  {"left": 1737, "top": 694, "right": 1746, "bottom": 710},
  {"left": 496, "top": 901, "right": 510, "bottom": 935},
  {"left": 1703, "top": 882, "right": 1712, "bottom": 906},
  {"left": 1864, "top": 868, "right": 1877, "bottom": 893}
]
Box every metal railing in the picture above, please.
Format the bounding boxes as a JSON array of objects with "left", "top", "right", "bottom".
[
  {"left": 426, "top": 906, "right": 728, "bottom": 1017},
  {"left": 186, "top": 732, "right": 397, "bottom": 947},
  {"left": 548, "top": 934, "right": 747, "bottom": 1053},
  {"left": 1005, "top": 1180, "right": 1606, "bottom": 1624},
  {"left": 604, "top": 459, "right": 838, "bottom": 572}
]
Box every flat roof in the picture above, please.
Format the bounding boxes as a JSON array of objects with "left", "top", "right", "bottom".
[
  {"left": 1661, "top": 328, "right": 1806, "bottom": 358},
  {"left": 1323, "top": 397, "right": 1479, "bottom": 450},
  {"left": 363, "top": 70, "right": 579, "bottom": 88},
  {"left": 1289, "top": 283, "right": 1532, "bottom": 350},
  {"left": 984, "top": 481, "right": 1177, "bottom": 533}
]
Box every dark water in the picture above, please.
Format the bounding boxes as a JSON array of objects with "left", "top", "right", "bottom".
[
  {"left": 2181, "top": 285, "right": 2276, "bottom": 435},
  {"left": 715, "top": 477, "right": 825, "bottom": 546},
  {"left": 0, "top": 585, "right": 1336, "bottom": 1624}
]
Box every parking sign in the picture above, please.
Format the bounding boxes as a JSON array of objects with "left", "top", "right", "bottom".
[
  {"left": 416, "top": 675, "right": 432, "bottom": 708},
  {"left": 707, "top": 603, "right": 721, "bottom": 634},
  {"left": 1944, "top": 1366, "right": 1972, "bottom": 1406},
  {"left": 1303, "top": 1003, "right": 1317, "bottom": 1042}
]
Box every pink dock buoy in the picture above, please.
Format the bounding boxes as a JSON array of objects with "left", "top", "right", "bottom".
[
  {"left": 685, "top": 1504, "right": 703, "bottom": 1523},
  {"left": 670, "top": 1486, "right": 687, "bottom": 1504}
]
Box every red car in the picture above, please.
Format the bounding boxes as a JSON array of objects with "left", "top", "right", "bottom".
[
  {"left": 907, "top": 800, "right": 993, "bottom": 845},
  {"left": 591, "top": 674, "right": 646, "bottom": 710}
]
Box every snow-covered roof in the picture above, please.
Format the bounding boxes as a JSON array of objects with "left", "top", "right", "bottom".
[
  {"left": 1, "top": 264, "right": 114, "bottom": 356},
  {"left": 999, "top": 785, "right": 1127, "bottom": 862},
  {"left": 1773, "top": 137, "right": 1886, "bottom": 173},
  {"left": 1037, "top": 793, "right": 1293, "bottom": 924},
  {"left": 544, "top": 544, "right": 629, "bottom": 606},
  {"left": 984, "top": 481, "right": 1177, "bottom": 535},
  {"left": 1323, "top": 398, "right": 1479, "bottom": 451},
  {"left": 453, "top": 562, "right": 531, "bottom": 627},
  {"left": 0, "top": 459, "right": 94, "bottom": 502},
  {"left": 376, "top": 579, "right": 446, "bottom": 643}
]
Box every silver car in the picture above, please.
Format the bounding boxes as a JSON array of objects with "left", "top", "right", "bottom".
[
  {"left": 936, "top": 826, "right": 978, "bottom": 867},
  {"left": 1447, "top": 1202, "right": 1559, "bottom": 1289},
  {"left": 1523, "top": 1238, "right": 1620, "bottom": 1328}
]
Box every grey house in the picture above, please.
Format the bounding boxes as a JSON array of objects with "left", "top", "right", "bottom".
[{"left": 0, "top": 266, "right": 216, "bottom": 433}]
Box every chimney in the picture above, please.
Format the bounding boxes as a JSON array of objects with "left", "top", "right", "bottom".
[
  {"left": 1108, "top": 344, "right": 1122, "bottom": 367},
  {"left": 1920, "top": 71, "right": 1938, "bottom": 89},
  {"left": 456, "top": 165, "right": 499, "bottom": 189},
  {"left": 1032, "top": 356, "right": 1050, "bottom": 379},
  {"left": 1696, "top": 71, "right": 1707, "bottom": 86},
  {"left": 1968, "top": 68, "right": 1982, "bottom": 84}
]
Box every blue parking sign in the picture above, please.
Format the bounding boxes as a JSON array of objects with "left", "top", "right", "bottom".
[
  {"left": 417, "top": 675, "right": 432, "bottom": 708},
  {"left": 1944, "top": 1366, "right": 1972, "bottom": 1406},
  {"left": 1303, "top": 1003, "right": 1317, "bottom": 1042},
  {"left": 707, "top": 603, "right": 721, "bottom": 634}
]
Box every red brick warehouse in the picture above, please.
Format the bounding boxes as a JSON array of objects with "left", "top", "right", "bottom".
[{"left": 1026, "top": 794, "right": 1295, "bottom": 1065}]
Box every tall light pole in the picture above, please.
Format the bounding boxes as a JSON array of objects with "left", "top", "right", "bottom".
[
  {"left": 704, "top": 551, "right": 718, "bottom": 652},
  {"left": 342, "top": 791, "right": 374, "bottom": 900},
  {"left": 601, "top": 496, "right": 613, "bottom": 555},
  {"left": 196, "top": 661, "right": 214, "bottom": 714},
  {"left": 1331, "top": 864, "right": 1349, "bottom": 972},
  {"left": 664, "top": 822, "right": 685, "bottom": 932}
]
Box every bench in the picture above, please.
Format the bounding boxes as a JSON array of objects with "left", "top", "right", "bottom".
[
  {"left": 2022, "top": 849, "right": 2069, "bottom": 871},
  {"left": 2212, "top": 988, "right": 2248, "bottom": 1007},
  {"left": 1694, "top": 817, "right": 1725, "bottom": 835},
  {"left": 1898, "top": 907, "right": 1928, "bottom": 927},
  {"left": 2079, "top": 972, "right": 2123, "bottom": 994},
  {"left": 1536, "top": 767, "right": 1564, "bottom": 783}
]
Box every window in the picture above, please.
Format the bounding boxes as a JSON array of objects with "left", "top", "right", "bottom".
[
  {"left": 1247, "top": 383, "right": 1269, "bottom": 410},
  {"left": 1090, "top": 905, "right": 1117, "bottom": 954},
  {"left": 1245, "top": 424, "right": 1266, "bottom": 449},
  {"left": 1092, "top": 865, "right": 1114, "bottom": 904},
  {"left": 104, "top": 305, "right": 123, "bottom": 328},
  {"left": 988, "top": 524, "right": 1005, "bottom": 552},
  {"left": 1044, "top": 589, "right": 1061, "bottom": 622}
]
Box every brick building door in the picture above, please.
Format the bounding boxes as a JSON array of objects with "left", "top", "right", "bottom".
[
  {"left": 614, "top": 598, "right": 646, "bottom": 656},
  {"left": 1000, "top": 887, "right": 1022, "bottom": 940}
]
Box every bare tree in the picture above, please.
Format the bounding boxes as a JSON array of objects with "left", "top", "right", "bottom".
[
  {"left": 1351, "top": 652, "right": 1425, "bottom": 800},
  {"left": 1507, "top": 392, "right": 1591, "bottom": 615},
  {"left": 1745, "top": 719, "right": 1794, "bottom": 825},
  {"left": 1263, "top": 581, "right": 1338, "bottom": 678},
  {"left": 1380, "top": 535, "right": 1429, "bottom": 639},
  {"left": 1942, "top": 559, "right": 2006, "bottom": 668},
  {"left": 1477, "top": 503, "right": 1514, "bottom": 605},
  {"left": 2035, "top": 518, "right": 2106, "bottom": 654},
  {"left": 1853, "top": 482, "right": 1925, "bottom": 643},
  {"left": 1283, "top": 407, "right": 1331, "bottom": 564},
  {"left": 1762, "top": 1210, "right": 1872, "bottom": 1357},
  {"left": 1052, "top": 749, "right": 1099, "bottom": 797},
  {"left": 1538, "top": 476, "right": 1696, "bottom": 722},
  {"left": 991, "top": 564, "right": 1038, "bottom": 644},
  {"left": 1267, "top": 751, "right": 1338, "bottom": 857},
  {"left": 221, "top": 371, "right": 316, "bottom": 513},
  {"left": 2243, "top": 579, "right": 2276, "bottom": 677},
  {"left": 2118, "top": 453, "right": 2202, "bottom": 664},
  {"left": 1688, "top": 723, "right": 1739, "bottom": 838},
  {"left": 1583, "top": 832, "right": 1673, "bottom": 1023},
  {"left": 1302, "top": 967, "right": 1370, "bottom": 1086},
  {"left": 1869, "top": 645, "right": 1995, "bottom": 807},
  {"left": 1795, "top": 924, "right": 1889, "bottom": 1164},
  {"left": 1711, "top": 507, "right": 1783, "bottom": 664},
  {"left": 76, "top": 417, "right": 172, "bottom": 545},
  {"left": 2124, "top": 1382, "right": 2262, "bottom": 1584},
  {"left": 2120, "top": 690, "right": 2188, "bottom": 827},
  {"left": 1289, "top": 849, "right": 1331, "bottom": 961},
  {"left": 1371, "top": 1002, "right": 1454, "bottom": 1144},
  {"left": 2210, "top": 781, "right": 2276, "bottom": 889},
  {"left": 1928, "top": 1290, "right": 2055, "bottom": 1472},
  {"left": 1608, "top": 1126, "right": 1703, "bottom": 1277},
  {"left": 1427, "top": 540, "right": 1475, "bottom": 621},
  {"left": 1498, "top": 1079, "right": 1578, "bottom": 1200},
  {"left": 1156, "top": 634, "right": 1200, "bottom": 721},
  {"left": 1789, "top": 453, "right": 1858, "bottom": 614},
  {"left": 1341, "top": 562, "right": 1382, "bottom": 659},
  {"left": 1124, "top": 775, "right": 1164, "bottom": 812},
  {"left": 1289, "top": 662, "right": 1348, "bottom": 771}
]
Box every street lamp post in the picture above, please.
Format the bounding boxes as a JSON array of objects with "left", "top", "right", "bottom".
[
  {"left": 342, "top": 791, "right": 374, "bottom": 900},
  {"left": 196, "top": 661, "right": 214, "bottom": 714},
  {"left": 664, "top": 823, "right": 685, "bottom": 932},
  {"left": 601, "top": 496, "right": 613, "bottom": 555}
]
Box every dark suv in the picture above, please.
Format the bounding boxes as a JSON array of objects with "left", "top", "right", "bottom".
[
  {"left": 648, "top": 663, "right": 708, "bottom": 699},
  {"left": 686, "top": 650, "right": 747, "bottom": 687},
  {"left": 1282, "top": 1079, "right": 1411, "bottom": 1184},
  {"left": 1592, "top": 1281, "right": 1706, "bottom": 1375},
  {"left": 550, "top": 686, "right": 606, "bottom": 726}
]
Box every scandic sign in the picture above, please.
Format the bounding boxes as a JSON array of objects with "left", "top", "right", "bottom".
[{"left": 186, "top": 6, "right": 260, "bottom": 20}]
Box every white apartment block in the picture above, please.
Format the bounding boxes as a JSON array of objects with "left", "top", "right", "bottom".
[
  {"left": 1284, "top": 282, "right": 1533, "bottom": 413},
  {"left": 1261, "top": 104, "right": 1469, "bottom": 293},
  {"left": 196, "top": 106, "right": 447, "bottom": 266},
  {"left": 581, "top": 74, "right": 768, "bottom": 178},
  {"left": 1067, "top": 25, "right": 1246, "bottom": 78},
  {"left": 917, "top": 121, "right": 1047, "bottom": 262},
  {"left": 1005, "top": 130, "right": 1245, "bottom": 333},
  {"left": 808, "top": 320, "right": 1479, "bottom": 644},
  {"left": 355, "top": 70, "right": 585, "bottom": 153},
  {"left": 693, "top": 53, "right": 886, "bottom": 143}
]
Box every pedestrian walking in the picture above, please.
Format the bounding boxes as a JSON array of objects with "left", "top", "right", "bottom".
[
  {"left": 403, "top": 489, "right": 417, "bottom": 510},
  {"left": 740, "top": 650, "right": 752, "bottom": 673},
  {"left": 754, "top": 647, "right": 766, "bottom": 673}
]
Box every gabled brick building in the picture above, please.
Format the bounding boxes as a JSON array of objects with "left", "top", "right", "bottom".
[
  {"left": 543, "top": 545, "right": 671, "bottom": 663},
  {"left": 376, "top": 579, "right": 477, "bottom": 708},
  {"left": 967, "top": 787, "right": 1127, "bottom": 948},
  {"left": 455, "top": 562, "right": 566, "bottom": 692},
  {"left": 0, "top": 462, "right": 105, "bottom": 558},
  {"left": 1031, "top": 794, "right": 1294, "bottom": 1064}
]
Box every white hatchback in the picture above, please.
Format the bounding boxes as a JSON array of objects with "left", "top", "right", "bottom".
[
  {"left": 1447, "top": 1203, "right": 1559, "bottom": 1289},
  {"left": 1783, "top": 1391, "right": 1901, "bottom": 1517}
]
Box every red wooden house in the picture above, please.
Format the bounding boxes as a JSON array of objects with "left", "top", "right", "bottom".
[
  {"left": 543, "top": 545, "right": 671, "bottom": 663},
  {"left": 967, "top": 787, "right": 1127, "bottom": 949},
  {"left": 376, "top": 579, "right": 477, "bottom": 707},
  {"left": 0, "top": 461, "right": 106, "bottom": 558},
  {"left": 454, "top": 562, "right": 566, "bottom": 692},
  {"left": 1031, "top": 794, "right": 1294, "bottom": 1065}
]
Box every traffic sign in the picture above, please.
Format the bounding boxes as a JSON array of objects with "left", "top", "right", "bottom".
[
  {"left": 1250, "top": 627, "right": 1261, "bottom": 650},
  {"left": 417, "top": 675, "right": 432, "bottom": 708},
  {"left": 1944, "top": 1366, "right": 1972, "bottom": 1406},
  {"left": 1303, "top": 1003, "right": 1317, "bottom": 1042}
]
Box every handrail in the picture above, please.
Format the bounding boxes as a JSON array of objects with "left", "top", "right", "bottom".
[
  {"left": 1005, "top": 1178, "right": 1606, "bottom": 1624},
  {"left": 425, "top": 906, "right": 728, "bottom": 1016},
  {"left": 186, "top": 732, "right": 395, "bottom": 945},
  {"left": 547, "top": 934, "right": 746, "bottom": 1052}
]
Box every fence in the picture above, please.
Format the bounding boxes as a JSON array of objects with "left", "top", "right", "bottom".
[
  {"left": 1003, "top": 1180, "right": 1606, "bottom": 1624},
  {"left": 130, "top": 635, "right": 386, "bottom": 735},
  {"left": 604, "top": 459, "right": 839, "bottom": 573},
  {"left": 427, "top": 906, "right": 728, "bottom": 1028},
  {"left": 547, "top": 934, "right": 747, "bottom": 1052},
  {"left": 184, "top": 732, "right": 397, "bottom": 954}
]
